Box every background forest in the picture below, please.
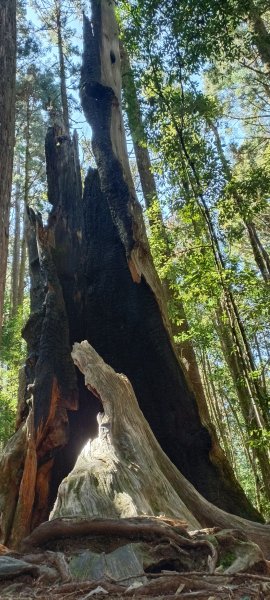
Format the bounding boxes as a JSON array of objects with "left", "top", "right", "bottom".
[{"left": 1, "top": 0, "right": 270, "bottom": 519}]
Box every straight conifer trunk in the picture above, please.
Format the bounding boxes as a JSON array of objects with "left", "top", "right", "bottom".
[
  {"left": 0, "top": 0, "right": 16, "bottom": 335},
  {"left": 11, "top": 158, "right": 21, "bottom": 315}
]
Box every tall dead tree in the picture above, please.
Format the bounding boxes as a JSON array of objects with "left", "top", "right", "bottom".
[
  {"left": 0, "top": 0, "right": 265, "bottom": 550},
  {"left": 79, "top": 1, "right": 261, "bottom": 519}
]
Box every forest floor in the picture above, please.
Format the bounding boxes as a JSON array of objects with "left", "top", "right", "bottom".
[
  {"left": 0, "top": 572, "right": 270, "bottom": 599},
  {"left": 0, "top": 522, "right": 270, "bottom": 600}
]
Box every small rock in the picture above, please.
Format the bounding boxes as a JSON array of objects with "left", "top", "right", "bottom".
[{"left": 0, "top": 556, "right": 39, "bottom": 580}]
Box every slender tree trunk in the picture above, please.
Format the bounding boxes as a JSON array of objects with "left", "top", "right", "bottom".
[
  {"left": 215, "top": 304, "right": 270, "bottom": 500},
  {"left": 17, "top": 215, "right": 27, "bottom": 307},
  {"left": 55, "top": 2, "right": 70, "bottom": 134},
  {"left": 120, "top": 42, "right": 159, "bottom": 210},
  {"left": 246, "top": 0, "right": 270, "bottom": 71},
  {"left": 221, "top": 390, "right": 264, "bottom": 513},
  {"left": 11, "top": 158, "right": 21, "bottom": 316},
  {"left": 245, "top": 220, "right": 270, "bottom": 283},
  {"left": 0, "top": 0, "right": 16, "bottom": 336},
  {"left": 203, "top": 351, "right": 235, "bottom": 468},
  {"left": 209, "top": 120, "right": 270, "bottom": 283},
  {"left": 254, "top": 332, "right": 268, "bottom": 394},
  {"left": 17, "top": 97, "right": 31, "bottom": 307}
]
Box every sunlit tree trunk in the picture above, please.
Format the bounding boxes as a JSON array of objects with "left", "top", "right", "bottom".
[
  {"left": 11, "top": 157, "right": 21, "bottom": 315},
  {"left": 17, "top": 212, "right": 27, "bottom": 307},
  {"left": 17, "top": 96, "right": 31, "bottom": 306},
  {"left": 55, "top": 1, "right": 70, "bottom": 134},
  {"left": 0, "top": 0, "right": 16, "bottom": 336},
  {"left": 216, "top": 303, "right": 270, "bottom": 500},
  {"left": 209, "top": 120, "right": 270, "bottom": 283}
]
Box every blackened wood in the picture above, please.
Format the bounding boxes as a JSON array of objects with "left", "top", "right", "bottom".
[{"left": 79, "top": 3, "right": 261, "bottom": 521}]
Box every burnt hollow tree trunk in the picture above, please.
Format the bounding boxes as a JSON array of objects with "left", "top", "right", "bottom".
[
  {"left": 0, "top": 0, "right": 263, "bottom": 549},
  {"left": 78, "top": 0, "right": 261, "bottom": 520}
]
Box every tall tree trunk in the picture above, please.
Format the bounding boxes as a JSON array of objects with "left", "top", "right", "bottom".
[
  {"left": 17, "top": 213, "right": 27, "bottom": 307},
  {"left": 120, "top": 42, "right": 159, "bottom": 210},
  {"left": 17, "top": 97, "right": 31, "bottom": 307},
  {"left": 246, "top": 0, "right": 270, "bottom": 71},
  {"left": 55, "top": 2, "right": 70, "bottom": 134},
  {"left": 0, "top": 0, "right": 16, "bottom": 337},
  {"left": 201, "top": 350, "right": 235, "bottom": 468},
  {"left": 11, "top": 157, "right": 21, "bottom": 316},
  {"left": 245, "top": 220, "right": 270, "bottom": 283},
  {"left": 209, "top": 120, "right": 270, "bottom": 283},
  {"left": 215, "top": 303, "right": 270, "bottom": 500}
]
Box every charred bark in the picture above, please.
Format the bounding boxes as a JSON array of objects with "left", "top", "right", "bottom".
[{"left": 79, "top": 1, "right": 261, "bottom": 520}]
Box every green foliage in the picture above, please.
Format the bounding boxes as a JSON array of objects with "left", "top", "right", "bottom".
[
  {"left": 219, "top": 550, "right": 237, "bottom": 569},
  {"left": 0, "top": 299, "right": 29, "bottom": 449},
  {"left": 119, "top": 0, "right": 270, "bottom": 514}
]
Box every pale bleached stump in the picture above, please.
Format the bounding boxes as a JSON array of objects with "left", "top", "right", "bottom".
[
  {"left": 51, "top": 341, "right": 199, "bottom": 528},
  {"left": 49, "top": 341, "right": 270, "bottom": 560}
]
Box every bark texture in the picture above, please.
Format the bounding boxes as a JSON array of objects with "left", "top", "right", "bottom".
[
  {"left": 0, "top": 0, "right": 16, "bottom": 334},
  {"left": 79, "top": 1, "right": 261, "bottom": 519}
]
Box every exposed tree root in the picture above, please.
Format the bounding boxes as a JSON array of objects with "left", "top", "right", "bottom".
[{"left": 22, "top": 516, "right": 218, "bottom": 574}]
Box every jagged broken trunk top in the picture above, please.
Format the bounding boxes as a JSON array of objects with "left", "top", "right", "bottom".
[{"left": 0, "top": 0, "right": 263, "bottom": 549}]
